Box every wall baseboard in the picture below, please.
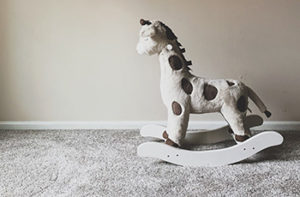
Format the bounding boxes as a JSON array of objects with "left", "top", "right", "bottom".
[{"left": 0, "top": 121, "right": 299, "bottom": 131}]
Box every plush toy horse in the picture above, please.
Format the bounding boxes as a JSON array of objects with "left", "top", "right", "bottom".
[{"left": 136, "top": 19, "right": 271, "bottom": 147}]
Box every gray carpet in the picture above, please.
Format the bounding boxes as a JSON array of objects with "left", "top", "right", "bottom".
[{"left": 0, "top": 129, "right": 299, "bottom": 197}]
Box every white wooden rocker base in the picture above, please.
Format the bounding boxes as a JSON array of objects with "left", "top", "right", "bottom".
[
  {"left": 140, "top": 115, "right": 264, "bottom": 145},
  {"left": 137, "top": 115, "right": 284, "bottom": 167}
]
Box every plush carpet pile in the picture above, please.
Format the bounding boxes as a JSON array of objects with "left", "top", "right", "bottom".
[{"left": 0, "top": 129, "right": 299, "bottom": 196}]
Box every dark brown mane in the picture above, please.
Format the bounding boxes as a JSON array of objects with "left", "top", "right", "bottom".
[
  {"left": 160, "top": 22, "right": 177, "bottom": 40},
  {"left": 160, "top": 22, "right": 192, "bottom": 70}
]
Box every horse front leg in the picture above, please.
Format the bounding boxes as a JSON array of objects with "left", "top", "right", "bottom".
[{"left": 164, "top": 100, "right": 190, "bottom": 147}]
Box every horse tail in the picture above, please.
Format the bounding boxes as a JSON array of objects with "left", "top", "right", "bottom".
[{"left": 247, "top": 86, "right": 271, "bottom": 118}]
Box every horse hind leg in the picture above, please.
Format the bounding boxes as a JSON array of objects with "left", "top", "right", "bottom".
[{"left": 221, "top": 105, "right": 249, "bottom": 143}]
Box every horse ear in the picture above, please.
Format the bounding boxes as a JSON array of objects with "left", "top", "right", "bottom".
[{"left": 140, "top": 19, "right": 151, "bottom": 26}]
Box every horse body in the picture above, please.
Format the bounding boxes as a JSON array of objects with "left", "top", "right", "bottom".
[{"left": 137, "top": 19, "right": 270, "bottom": 146}]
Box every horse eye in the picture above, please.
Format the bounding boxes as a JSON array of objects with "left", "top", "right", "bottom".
[{"left": 144, "top": 37, "right": 149, "bottom": 41}]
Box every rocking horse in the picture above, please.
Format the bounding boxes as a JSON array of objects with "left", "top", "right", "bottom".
[{"left": 136, "top": 19, "right": 283, "bottom": 167}]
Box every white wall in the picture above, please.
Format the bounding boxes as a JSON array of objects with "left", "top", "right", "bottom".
[{"left": 0, "top": 0, "right": 299, "bottom": 121}]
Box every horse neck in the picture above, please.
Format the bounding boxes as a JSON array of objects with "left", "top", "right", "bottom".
[{"left": 158, "top": 45, "right": 191, "bottom": 79}]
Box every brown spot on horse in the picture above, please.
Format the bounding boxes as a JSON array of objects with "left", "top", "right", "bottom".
[
  {"left": 203, "top": 84, "right": 218, "bottom": 100},
  {"left": 181, "top": 78, "right": 193, "bottom": 95},
  {"left": 168, "top": 55, "right": 182, "bottom": 70},
  {"left": 235, "top": 135, "right": 249, "bottom": 142},
  {"left": 165, "top": 138, "right": 179, "bottom": 147},
  {"left": 172, "top": 101, "right": 182, "bottom": 115},
  {"left": 162, "top": 131, "right": 168, "bottom": 139}
]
